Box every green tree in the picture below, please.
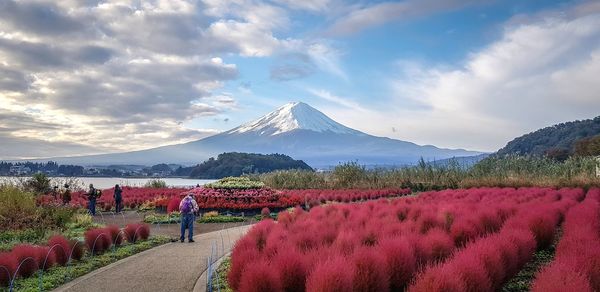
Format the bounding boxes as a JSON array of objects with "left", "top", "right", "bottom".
[
  {"left": 574, "top": 135, "right": 600, "bottom": 157},
  {"left": 24, "top": 173, "right": 52, "bottom": 195}
]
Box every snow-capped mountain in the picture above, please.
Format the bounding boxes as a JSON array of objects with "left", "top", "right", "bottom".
[
  {"left": 41, "top": 102, "right": 484, "bottom": 167},
  {"left": 227, "top": 102, "right": 363, "bottom": 136}
]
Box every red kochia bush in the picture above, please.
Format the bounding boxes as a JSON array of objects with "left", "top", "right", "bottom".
[
  {"left": 275, "top": 249, "right": 308, "bottom": 292},
  {"left": 469, "top": 238, "right": 506, "bottom": 289},
  {"left": 84, "top": 228, "right": 112, "bottom": 254},
  {"left": 107, "top": 225, "right": 123, "bottom": 246},
  {"left": 532, "top": 258, "right": 593, "bottom": 292},
  {"left": 0, "top": 252, "right": 17, "bottom": 286},
  {"left": 138, "top": 224, "right": 150, "bottom": 240},
  {"left": 237, "top": 260, "right": 281, "bottom": 292},
  {"left": 379, "top": 237, "right": 416, "bottom": 291},
  {"left": 351, "top": 247, "right": 389, "bottom": 292},
  {"left": 408, "top": 264, "right": 466, "bottom": 292},
  {"left": 36, "top": 246, "right": 56, "bottom": 270},
  {"left": 306, "top": 257, "right": 354, "bottom": 292},
  {"left": 124, "top": 223, "right": 150, "bottom": 243},
  {"left": 69, "top": 240, "right": 84, "bottom": 261},
  {"left": 10, "top": 244, "right": 39, "bottom": 278},
  {"left": 261, "top": 207, "right": 271, "bottom": 218},
  {"left": 417, "top": 229, "right": 454, "bottom": 263},
  {"left": 167, "top": 197, "right": 181, "bottom": 213},
  {"left": 48, "top": 235, "right": 70, "bottom": 266},
  {"left": 450, "top": 253, "right": 492, "bottom": 292}
]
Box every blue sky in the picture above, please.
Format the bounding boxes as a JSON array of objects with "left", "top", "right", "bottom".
[{"left": 0, "top": 0, "right": 599, "bottom": 158}]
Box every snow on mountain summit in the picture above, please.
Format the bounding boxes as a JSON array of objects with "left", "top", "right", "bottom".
[{"left": 227, "top": 102, "right": 364, "bottom": 136}]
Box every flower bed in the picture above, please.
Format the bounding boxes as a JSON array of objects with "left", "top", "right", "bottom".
[
  {"left": 227, "top": 187, "right": 584, "bottom": 291},
  {"left": 37, "top": 186, "right": 411, "bottom": 213},
  {"left": 0, "top": 224, "right": 152, "bottom": 289}
]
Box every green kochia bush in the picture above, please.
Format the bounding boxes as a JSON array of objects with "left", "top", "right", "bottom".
[{"left": 0, "top": 186, "right": 39, "bottom": 230}]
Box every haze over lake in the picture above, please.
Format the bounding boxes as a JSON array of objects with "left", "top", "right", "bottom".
[{"left": 0, "top": 177, "right": 215, "bottom": 190}]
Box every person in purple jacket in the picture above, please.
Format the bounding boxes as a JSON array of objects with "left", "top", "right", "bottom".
[{"left": 179, "top": 193, "right": 199, "bottom": 243}]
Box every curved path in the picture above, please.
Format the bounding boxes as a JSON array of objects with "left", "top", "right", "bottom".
[{"left": 53, "top": 221, "right": 253, "bottom": 292}]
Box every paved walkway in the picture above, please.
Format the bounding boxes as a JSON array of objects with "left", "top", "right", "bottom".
[{"left": 54, "top": 225, "right": 252, "bottom": 292}]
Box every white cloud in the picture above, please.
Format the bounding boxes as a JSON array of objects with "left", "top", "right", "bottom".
[
  {"left": 322, "top": 11, "right": 600, "bottom": 152},
  {"left": 325, "top": 0, "right": 484, "bottom": 36},
  {"left": 307, "top": 88, "right": 365, "bottom": 112}
]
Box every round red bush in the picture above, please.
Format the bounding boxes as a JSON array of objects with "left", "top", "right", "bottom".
[
  {"left": 306, "top": 257, "right": 354, "bottom": 292},
  {"left": 0, "top": 252, "right": 17, "bottom": 286},
  {"left": 228, "top": 242, "right": 259, "bottom": 291},
  {"left": 106, "top": 225, "right": 123, "bottom": 246},
  {"left": 69, "top": 240, "right": 84, "bottom": 261},
  {"left": 85, "top": 228, "right": 112, "bottom": 254},
  {"left": 418, "top": 229, "right": 454, "bottom": 263},
  {"left": 261, "top": 207, "right": 271, "bottom": 218},
  {"left": 469, "top": 238, "right": 506, "bottom": 289},
  {"left": 274, "top": 249, "right": 307, "bottom": 292},
  {"left": 139, "top": 224, "right": 150, "bottom": 240},
  {"left": 379, "top": 237, "right": 416, "bottom": 290},
  {"left": 48, "top": 235, "right": 70, "bottom": 266},
  {"left": 451, "top": 253, "right": 492, "bottom": 292},
  {"left": 124, "top": 223, "right": 150, "bottom": 243},
  {"left": 532, "top": 259, "right": 593, "bottom": 292},
  {"left": 36, "top": 246, "right": 56, "bottom": 270},
  {"left": 408, "top": 264, "right": 466, "bottom": 292},
  {"left": 351, "top": 247, "right": 389, "bottom": 292},
  {"left": 10, "top": 244, "right": 39, "bottom": 278},
  {"left": 237, "top": 260, "right": 281, "bottom": 292}
]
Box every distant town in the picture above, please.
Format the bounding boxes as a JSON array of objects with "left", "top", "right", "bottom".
[{"left": 0, "top": 161, "right": 187, "bottom": 177}]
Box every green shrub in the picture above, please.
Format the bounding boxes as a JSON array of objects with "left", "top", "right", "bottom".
[
  {"left": 23, "top": 173, "right": 52, "bottom": 195},
  {"left": 0, "top": 186, "right": 39, "bottom": 230},
  {"left": 67, "top": 213, "right": 94, "bottom": 230},
  {"left": 205, "top": 177, "right": 265, "bottom": 189},
  {"left": 144, "top": 179, "right": 167, "bottom": 188},
  {"left": 40, "top": 205, "right": 76, "bottom": 229},
  {"left": 257, "top": 170, "right": 327, "bottom": 189}
]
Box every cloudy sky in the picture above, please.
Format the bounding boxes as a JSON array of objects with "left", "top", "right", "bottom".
[{"left": 1, "top": 0, "right": 599, "bottom": 159}]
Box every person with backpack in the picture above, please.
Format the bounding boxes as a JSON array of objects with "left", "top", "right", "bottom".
[
  {"left": 114, "top": 184, "right": 123, "bottom": 213},
  {"left": 87, "top": 184, "right": 98, "bottom": 215},
  {"left": 179, "top": 193, "right": 199, "bottom": 243}
]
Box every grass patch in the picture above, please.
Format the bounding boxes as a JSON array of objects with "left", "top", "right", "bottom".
[
  {"left": 198, "top": 216, "right": 246, "bottom": 224},
  {"left": 143, "top": 213, "right": 249, "bottom": 224},
  {"left": 143, "top": 213, "right": 181, "bottom": 224},
  {"left": 210, "top": 257, "right": 232, "bottom": 292},
  {"left": 502, "top": 228, "right": 562, "bottom": 292},
  {"left": 4, "top": 236, "right": 170, "bottom": 292}
]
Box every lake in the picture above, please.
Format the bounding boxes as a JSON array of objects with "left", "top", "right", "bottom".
[{"left": 0, "top": 176, "right": 216, "bottom": 189}]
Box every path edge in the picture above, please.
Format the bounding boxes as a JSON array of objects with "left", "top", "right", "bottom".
[{"left": 193, "top": 251, "right": 231, "bottom": 292}]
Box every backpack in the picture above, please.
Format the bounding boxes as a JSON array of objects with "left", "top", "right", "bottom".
[{"left": 180, "top": 198, "right": 193, "bottom": 214}]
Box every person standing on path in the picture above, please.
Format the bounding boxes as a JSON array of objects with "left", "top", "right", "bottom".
[
  {"left": 62, "top": 184, "right": 71, "bottom": 205},
  {"left": 179, "top": 193, "right": 199, "bottom": 243},
  {"left": 87, "top": 184, "right": 98, "bottom": 215},
  {"left": 114, "top": 184, "right": 123, "bottom": 213}
]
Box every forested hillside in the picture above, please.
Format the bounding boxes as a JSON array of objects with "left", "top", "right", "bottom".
[
  {"left": 497, "top": 116, "right": 600, "bottom": 159},
  {"left": 188, "top": 152, "right": 312, "bottom": 179}
]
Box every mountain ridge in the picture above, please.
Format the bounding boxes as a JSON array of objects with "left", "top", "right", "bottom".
[{"left": 14, "top": 102, "right": 484, "bottom": 167}]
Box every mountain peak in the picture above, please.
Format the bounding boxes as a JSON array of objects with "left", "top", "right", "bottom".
[{"left": 226, "top": 101, "right": 364, "bottom": 136}]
